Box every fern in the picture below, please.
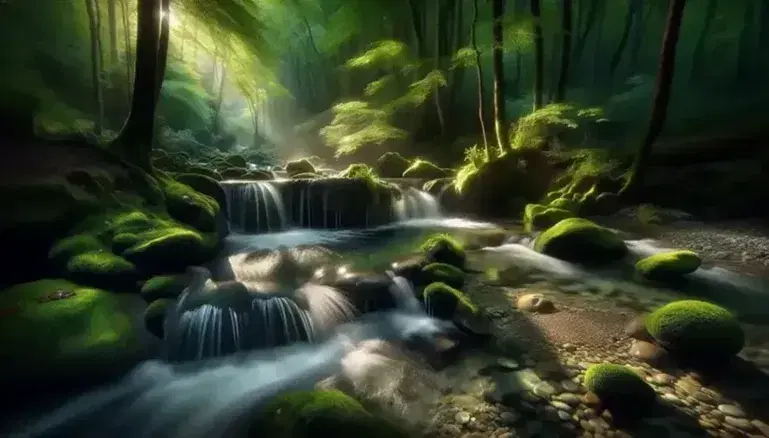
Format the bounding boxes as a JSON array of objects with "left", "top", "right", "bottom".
[{"left": 509, "top": 103, "right": 604, "bottom": 150}]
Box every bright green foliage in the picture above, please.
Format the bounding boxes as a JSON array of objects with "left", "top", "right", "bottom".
[
  {"left": 534, "top": 218, "right": 627, "bottom": 264},
  {"left": 420, "top": 233, "right": 466, "bottom": 268},
  {"left": 402, "top": 159, "right": 449, "bottom": 179},
  {"left": 645, "top": 300, "right": 744, "bottom": 363},
  {"left": 0, "top": 279, "right": 138, "bottom": 375},
  {"left": 159, "top": 175, "right": 220, "bottom": 232},
  {"left": 375, "top": 152, "right": 410, "bottom": 178},
  {"left": 423, "top": 282, "right": 477, "bottom": 319},
  {"left": 320, "top": 101, "right": 408, "bottom": 157},
  {"left": 583, "top": 364, "right": 656, "bottom": 414},
  {"left": 49, "top": 234, "right": 106, "bottom": 266},
  {"left": 345, "top": 40, "right": 411, "bottom": 69},
  {"left": 422, "top": 263, "right": 465, "bottom": 290},
  {"left": 66, "top": 251, "right": 138, "bottom": 288},
  {"left": 635, "top": 250, "right": 702, "bottom": 280},
  {"left": 258, "top": 390, "right": 410, "bottom": 438},
  {"left": 523, "top": 204, "right": 573, "bottom": 233},
  {"left": 549, "top": 197, "right": 580, "bottom": 212},
  {"left": 509, "top": 103, "right": 604, "bottom": 150}
]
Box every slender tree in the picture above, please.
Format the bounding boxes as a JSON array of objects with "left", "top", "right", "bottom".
[
  {"left": 555, "top": 0, "right": 573, "bottom": 102},
  {"left": 490, "top": 0, "right": 507, "bottom": 152},
  {"left": 470, "top": 0, "right": 489, "bottom": 158},
  {"left": 609, "top": 0, "right": 641, "bottom": 79},
  {"left": 622, "top": 0, "right": 689, "bottom": 195},
  {"left": 531, "top": 0, "right": 544, "bottom": 109},
  {"left": 107, "top": 0, "right": 119, "bottom": 65},
  {"left": 84, "top": 0, "right": 104, "bottom": 134}
]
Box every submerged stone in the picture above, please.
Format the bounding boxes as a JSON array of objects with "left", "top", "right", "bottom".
[{"left": 534, "top": 218, "right": 628, "bottom": 264}]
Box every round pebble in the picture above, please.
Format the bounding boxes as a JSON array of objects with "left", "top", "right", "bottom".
[
  {"left": 717, "top": 404, "right": 746, "bottom": 418},
  {"left": 455, "top": 411, "right": 471, "bottom": 424}
]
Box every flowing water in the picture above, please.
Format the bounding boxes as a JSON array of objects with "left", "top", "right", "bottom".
[
  {"left": 222, "top": 181, "right": 288, "bottom": 233},
  {"left": 394, "top": 188, "right": 442, "bottom": 221}
]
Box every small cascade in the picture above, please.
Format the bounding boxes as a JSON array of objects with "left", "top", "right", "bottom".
[
  {"left": 222, "top": 181, "right": 288, "bottom": 233},
  {"left": 394, "top": 187, "right": 442, "bottom": 221},
  {"left": 483, "top": 243, "right": 583, "bottom": 278},
  {"left": 386, "top": 271, "right": 423, "bottom": 313}
]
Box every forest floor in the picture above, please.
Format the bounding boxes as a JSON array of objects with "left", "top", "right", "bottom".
[{"left": 416, "top": 267, "right": 769, "bottom": 438}]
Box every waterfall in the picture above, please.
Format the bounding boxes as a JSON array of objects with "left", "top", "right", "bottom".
[
  {"left": 394, "top": 187, "right": 442, "bottom": 221},
  {"left": 222, "top": 181, "right": 288, "bottom": 233}
]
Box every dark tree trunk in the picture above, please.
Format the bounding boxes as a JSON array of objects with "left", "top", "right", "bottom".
[
  {"left": 609, "top": 0, "right": 639, "bottom": 79},
  {"left": 623, "top": 0, "right": 688, "bottom": 195},
  {"left": 628, "top": 4, "right": 650, "bottom": 74},
  {"left": 433, "top": 0, "right": 446, "bottom": 136},
  {"left": 470, "top": 0, "right": 489, "bottom": 157},
  {"left": 107, "top": 0, "right": 119, "bottom": 65},
  {"left": 735, "top": 2, "right": 756, "bottom": 82},
  {"left": 120, "top": 0, "right": 132, "bottom": 89},
  {"left": 491, "top": 0, "right": 507, "bottom": 152},
  {"left": 85, "top": 0, "right": 104, "bottom": 134},
  {"left": 571, "top": 0, "right": 599, "bottom": 70},
  {"left": 155, "top": 0, "right": 171, "bottom": 101},
  {"left": 531, "top": 0, "right": 544, "bottom": 110},
  {"left": 115, "top": 0, "right": 163, "bottom": 170},
  {"left": 555, "top": 0, "right": 573, "bottom": 102}
]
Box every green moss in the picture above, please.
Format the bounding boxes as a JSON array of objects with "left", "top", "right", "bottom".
[
  {"left": 523, "top": 204, "right": 573, "bottom": 233},
  {"left": 65, "top": 251, "right": 138, "bottom": 288},
  {"left": 583, "top": 364, "right": 656, "bottom": 415},
  {"left": 258, "top": 390, "right": 410, "bottom": 438},
  {"left": 635, "top": 250, "right": 702, "bottom": 280},
  {"left": 186, "top": 165, "right": 221, "bottom": 181},
  {"left": 158, "top": 175, "right": 219, "bottom": 232},
  {"left": 402, "top": 159, "right": 450, "bottom": 179},
  {"left": 223, "top": 154, "right": 247, "bottom": 168},
  {"left": 175, "top": 173, "right": 227, "bottom": 213},
  {"left": 376, "top": 152, "right": 410, "bottom": 178},
  {"left": 339, "top": 163, "right": 393, "bottom": 194},
  {"left": 122, "top": 226, "right": 214, "bottom": 273},
  {"left": 140, "top": 275, "right": 188, "bottom": 302},
  {"left": 0, "top": 279, "right": 138, "bottom": 375},
  {"left": 422, "top": 262, "right": 465, "bottom": 289},
  {"left": 549, "top": 197, "right": 579, "bottom": 212},
  {"left": 419, "top": 233, "right": 466, "bottom": 268},
  {"left": 533, "top": 218, "right": 627, "bottom": 264},
  {"left": 645, "top": 300, "right": 744, "bottom": 363},
  {"left": 219, "top": 167, "right": 248, "bottom": 179},
  {"left": 291, "top": 172, "right": 322, "bottom": 179},
  {"left": 285, "top": 159, "right": 317, "bottom": 177},
  {"left": 422, "top": 282, "right": 477, "bottom": 319},
  {"left": 49, "top": 234, "right": 106, "bottom": 265},
  {"left": 542, "top": 190, "right": 564, "bottom": 204},
  {"left": 144, "top": 298, "right": 173, "bottom": 338}
]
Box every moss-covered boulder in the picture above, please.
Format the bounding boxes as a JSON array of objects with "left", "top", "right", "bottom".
[
  {"left": 422, "top": 262, "right": 465, "bottom": 290},
  {"left": 376, "top": 152, "right": 410, "bottom": 178},
  {"left": 422, "top": 282, "right": 477, "bottom": 320},
  {"left": 402, "top": 159, "right": 450, "bottom": 179},
  {"left": 645, "top": 300, "right": 744, "bottom": 364},
  {"left": 186, "top": 165, "right": 222, "bottom": 181},
  {"left": 291, "top": 172, "right": 322, "bottom": 179},
  {"left": 159, "top": 175, "right": 220, "bottom": 233},
  {"left": 140, "top": 275, "right": 188, "bottom": 302},
  {"left": 0, "top": 279, "right": 141, "bottom": 378},
  {"left": 243, "top": 169, "right": 275, "bottom": 180},
  {"left": 523, "top": 204, "right": 573, "bottom": 233},
  {"left": 175, "top": 173, "right": 228, "bottom": 214},
  {"left": 286, "top": 159, "right": 317, "bottom": 177},
  {"left": 144, "top": 298, "right": 173, "bottom": 338},
  {"left": 534, "top": 218, "right": 627, "bottom": 264},
  {"left": 65, "top": 250, "right": 138, "bottom": 289},
  {"left": 583, "top": 364, "right": 656, "bottom": 416},
  {"left": 223, "top": 154, "right": 248, "bottom": 169},
  {"left": 549, "top": 197, "right": 580, "bottom": 212},
  {"left": 420, "top": 233, "right": 466, "bottom": 269},
  {"left": 121, "top": 226, "right": 215, "bottom": 273},
  {"left": 219, "top": 167, "right": 249, "bottom": 180},
  {"left": 256, "top": 390, "right": 410, "bottom": 438},
  {"left": 635, "top": 250, "right": 702, "bottom": 281}
]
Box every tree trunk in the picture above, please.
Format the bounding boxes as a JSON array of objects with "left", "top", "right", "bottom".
[
  {"left": 531, "top": 0, "right": 544, "bottom": 110},
  {"left": 758, "top": 1, "right": 769, "bottom": 74},
  {"left": 447, "top": 0, "right": 465, "bottom": 115},
  {"left": 735, "top": 2, "right": 756, "bottom": 82},
  {"left": 591, "top": 2, "right": 605, "bottom": 88},
  {"left": 622, "top": 0, "right": 688, "bottom": 196},
  {"left": 571, "top": 0, "right": 598, "bottom": 71},
  {"left": 689, "top": 0, "right": 716, "bottom": 81},
  {"left": 213, "top": 59, "right": 227, "bottom": 136},
  {"left": 491, "top": 0, "right": 507, "bottom": 152},
  {"left": 155, "top": 0, "right": 171, "bottom": 101},
  {"left": 555, "top": 0, "right": 573, "bottom": 102},
  {"left": 85, "top": 0, "right": 104, "bottom": 134},
  {"left": 470, "top": 0, "right": 489, "bottom": 158},
  {"left": 115, "top": 0, "right": 163, "bottom": 170},
  {"left": 107, "top": 0, "right": 119, "bottom": 65},
  {"left": 433, "top": 0, "right": 446, "bottom": 137},
  {"left": 609, "top": 0, "right": 638, "bottom": 79},
  {"left": 120, "top": 0, "right": 133, "bottom": 89},
  {"left": 628, "top": 3, "right": 650, "bottom": 74}
]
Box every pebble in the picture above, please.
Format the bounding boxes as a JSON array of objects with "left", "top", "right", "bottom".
[
  {"left": 499, "top": 411, "right": 519, "bottom": 425},
  {"left": 752, "top": 420, "right": 769, "bottom": 436},
  {"left": 497, "top": 358, "right": 520, "bottom": 370},
  {"left": 661, "top": 393, "right": 684, "bottom": 406},
  {"left": 533, "top": 382, "right": 557, "bottom": 397},
  {"left": 717, "top": 404, "right": 746, "bottom": 417},
  {"left": 560, "top": 379, "right": 580, "bottom": 392},
  {"left": 455, "top": 411, "right": 471, "bottom": 424},
  {"left": 551, "top": 400, "right": 572, "bottom": 411},
  {"left": 725, "top": 416, "right": 754, "bottom": 431},
  {"left": 555, "top": 393, "right": 581, "bottom": 406}
]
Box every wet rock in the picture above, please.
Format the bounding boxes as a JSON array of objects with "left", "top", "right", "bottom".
[
  {"left": 497, "top": 358, "right": 521, "bottom": 370},
  {"left": 717, "top": 404, "right": 746, "bottom": 417},
  {"left": 624, "top": 315, "right": 653, "bottom": 342},
  {"left": 629, "top": 340, "right": 668, "bottom": 365},
  {"left": 516, "top": 293, "right": 556, "bottom": 313},
  {"left": 455, "top": 411, "right": 472, "bottom": 424}
]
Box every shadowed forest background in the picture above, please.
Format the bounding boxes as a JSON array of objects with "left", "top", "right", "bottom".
[{"left": 2, "top": 0, "right": 768, "bottom": 173}]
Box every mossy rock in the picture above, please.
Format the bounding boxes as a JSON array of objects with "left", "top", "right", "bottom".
[
  {"left": 523, "top": 204, "right": 573, "bottom": 233},
  {"left": 583, "top": 364, "right": 656, "bottom": 416},
  {"left": 0, "top": 279, "right": 140, "bottom": 377},
  {"left": 291, "top": 172, "right": 322, "bottom": 179},
  {"left": 144, "top": 298, "right": 173, "bottom": 338},
  {"left": 422, "top": 281, "right": 477, "bottom": 320},
  {"left": 549, "top": 197, "right": 580, "bottom": 212},
  {"left": 422, "top": 262, "right": 465, "bottom": 290},
  {"left": 49, "top": 233, "right": 106, "bottom": 266},
  {"left": 542, "top": 190, "right": 564, "bottom": 204},
  {"left": 219, "top": 167, "right": 249, "bottom": 180},
  {"left": 645, "top": 300, "right": 744, "bottom": 364},
  {"left": 159, "top": 175, "right": 220, "bottom": 233},
  {"left": 243, "top": 169, "right": 275, "bottom": 180},
  {"left": 635, "top": 250, "right": 702, "bottom": 281},
  {"left": 140, "top": 275, "right": 188, "bottom": 302},
  {"left": 175, "top": 173, "right": 228, "bottom": 213},
  {"left": 420, "top": 233, "right": 466, "bottom": 269},
  {"left": 65, "top": 250, "right": 138, "bottom": 289},
  {"left": 223, "top": 154, "right": 248, "bottom": 168},
  {"left": 121, "top": 226, "right": 216, "bottom": 273},
  {"left": 257, "top": 390, "right": 410, "bottom": 438},
  {"left": 534, "top": 218, "right": 627, "bottom": 264},
  {"left": 285, "top": 159, "right": 317, "bottom": 177},
  {"left": 402, "top": 159, "right": 450, "bottom": 179},
  {"left": 376, "top": 152, "right": 410, "bottom": 178},
  {"left": 186, "top": 165, "right": 222, "bottom": 181}
]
